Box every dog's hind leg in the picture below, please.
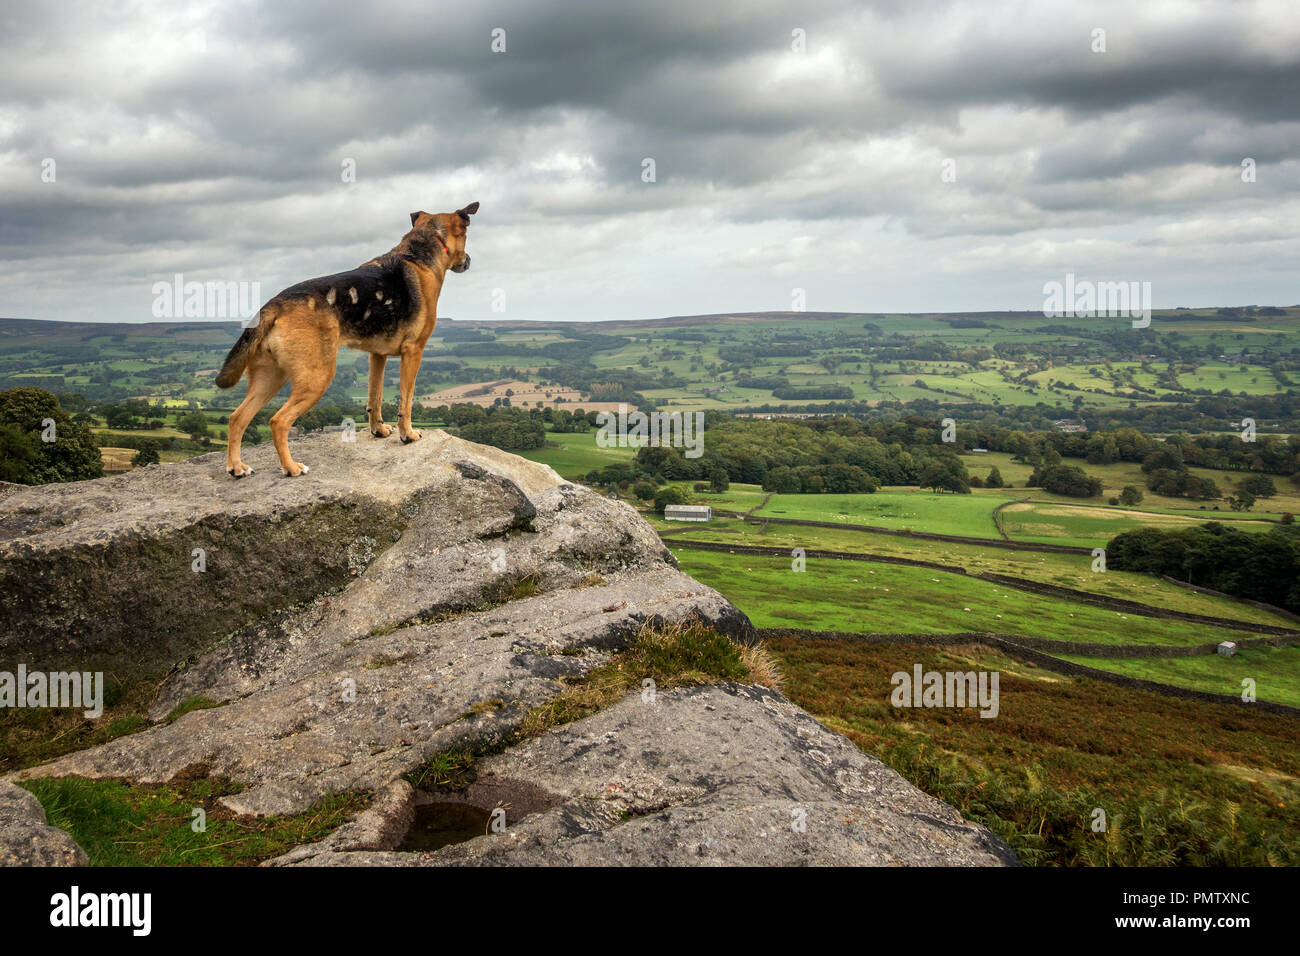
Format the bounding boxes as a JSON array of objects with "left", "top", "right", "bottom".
[
  {"left": 367, "top": 353, "right": 391, "bottom": 438},
  {"left": 271, "top": 352, "right": 337, "bottom": 476},
  {"left": 225, "top": 357, "right": 286, "bottom": 478}
]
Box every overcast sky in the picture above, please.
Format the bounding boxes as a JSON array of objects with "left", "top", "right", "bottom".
[{"left": 1, "top": 0, "right": 1297, "bottom": 325}]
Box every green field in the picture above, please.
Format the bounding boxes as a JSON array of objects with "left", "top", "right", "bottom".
[
  {"left": 6, "top": 308, "right": 1300, "bottom": 419},
  {"left": 650, "top": 516, "right": 1298, "bottom": 629},
  {"left": 962, "top": 451, "right": 1300, "bottom": 519},
  {"left": 755, "top": 490, "right": 1010, "bottom": 537},
  {"left": 517, "top": 431, "right": 639, "bottom": 477},
  {"left": 999, "top": 499, "right": 1277, "bottom": 548},
  {"left": 672, "top": 549, "right": 1272, "bottom": 649},
  {"left": 1061, "top": 645, "right": 1300, "bottom": 708}
]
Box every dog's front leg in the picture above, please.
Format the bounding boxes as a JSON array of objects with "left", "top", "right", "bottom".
[
  {"left": 367, "top": 353, "right": 391, "bottom": 437},
  {"left": 396, "top": 343, "right": 422, "bottom": 443}
]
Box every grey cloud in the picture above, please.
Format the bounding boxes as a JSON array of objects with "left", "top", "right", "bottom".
[{"left": 0, "top": 0, "right": 1296, "bottom": 322}]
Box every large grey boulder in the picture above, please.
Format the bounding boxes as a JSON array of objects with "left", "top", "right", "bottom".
[
  {"left": 0, "top": 779, "right": 87, "bottom": 866},
  {"left": 4, "top": 429, "right": 1017, "bottom": 866},
  {"left": 0, "top": 429, "right": 591, "bottom": 672},
  {"left": 269, "top": 683, "right": 1019, "bottom": 867}
]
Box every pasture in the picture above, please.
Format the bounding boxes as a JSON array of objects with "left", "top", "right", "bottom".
[
  {"left": 755, "top": 490, "right": 1010, "bottom": 537},
  {"left": 651, "top": 517, "right": 1296, "bottom": 629},
  {"left": 671, "top": 549, "right": 1260, "bottom": 647},
  {"left": 1061, "top": 645, "right": 1300, "bottom": 709}
]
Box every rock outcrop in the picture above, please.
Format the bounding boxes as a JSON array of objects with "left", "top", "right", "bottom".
[
  {"left": 0, "top": 779, "right": 88, "bottom": 866},
  {"left": 1, "top": 430, "right": 1016, "bottom": 866}
]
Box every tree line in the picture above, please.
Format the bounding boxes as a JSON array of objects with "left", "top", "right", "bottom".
[{"left": 1107, "top": 522, "right": 1300, "bottom": 612}]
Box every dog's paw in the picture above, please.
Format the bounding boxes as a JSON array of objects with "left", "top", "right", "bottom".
[
  {"left": 227, "top": 464, "right": 253, "bottom": 479},
  {"left": 371, "top": 423, "right": 392, "bottom": 438},
  {"left": 282, "top": 462, "right": 310, "bottom": 477},
  {"left": 400, "top": 429, "right": 422, "bottom": 444}
]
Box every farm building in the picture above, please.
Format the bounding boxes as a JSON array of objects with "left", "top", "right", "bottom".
[
  {"left": 1053, "top": 419, "right": 1088, "bottom": 433},
  {"left": 1217, "top": 641, "right": 1238, "bottom": 657},
  {"left": 664, "top": 504, "right": 712, "bottom": 522}
]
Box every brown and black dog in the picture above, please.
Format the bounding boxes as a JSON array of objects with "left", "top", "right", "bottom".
[{"left": 215, "top": 202, "right": 478, "bottom": 477}]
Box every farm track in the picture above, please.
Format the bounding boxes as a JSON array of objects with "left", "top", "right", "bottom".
[
  {"left": 759, "top": 627, "right": 1300, "bottom": 718},
  {"left": 664, "top": 538, "right": 1299, "bottom": 635}
]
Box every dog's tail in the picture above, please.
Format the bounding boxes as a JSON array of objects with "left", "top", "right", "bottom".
[{"left": 215, "top": 306, "right": 275, "bottom": 388}]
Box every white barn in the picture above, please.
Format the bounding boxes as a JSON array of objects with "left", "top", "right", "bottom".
[{"left": 664, "top": 504, "right": 712, "bottom": 522}]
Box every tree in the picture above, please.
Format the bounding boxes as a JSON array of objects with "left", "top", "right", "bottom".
[
  {"left": 1240, "top": 474, "right": 1277, "bottom": 498},
  {"left": 920, "top": 458, "right": 970, "bottom": 494},
  {"left": 1033, "top": 464, "right": 1103, "bottom": 498},
  {"left": 1146, "top": 468, "right": 1187, "bottom": 497},
  {"left": 1183, "top": 475, "right": 1220, "bottom": 501},
  {"left": 1142, "top": 446, "right": 1184, "bottom": 474},
  {"left": 1228, "top": 490, "right": 1256, "bottom": 512},
  {"left": 653, "top": 485, "right": 690, "bottom": 513},
  {"left": 985, "top": 466, "right": 1004, "bottom": 489},
  {"left": 132, "top": 444, "right": 161, "bottom": 467},
  {"left": 1107, "top": 523, "right": 1300, "bottom": 612},
  {"left": 824, "top": 463, "right": 878, "bottom": 494},
  {"left": 763, "top": 465, "right": 801, "bottom": 494},
  {"left": 1118, "top": 485, "right": 1144, "bottom": 507},
  {"left": 177, "top": 412, "right": 210, "bottom": 441},
  {"left": 106, "top": 405, "right": 138, "bottom": 429},
  {"left": 708, "top": 468, "right": 730, "bottom": 493},
  {"left": 1004, "top": 431, "right": 1032, "bottom": 461},
  {"left": 632, "top": 480, "right": 656, "bottom": 501},
  {"left": 0, "top": 424, "right": 41, "bottom": 483},
  {"left": 0, "top": 387, "right": 103, "bottom": 484}
]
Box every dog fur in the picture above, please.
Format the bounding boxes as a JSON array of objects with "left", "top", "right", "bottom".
[{"left": 215, "top": 202, "right": 478, "bottom": 477}]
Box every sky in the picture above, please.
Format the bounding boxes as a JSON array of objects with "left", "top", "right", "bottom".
[{"left": 0, "top": 0, "right": 1297, "bottom": 325}]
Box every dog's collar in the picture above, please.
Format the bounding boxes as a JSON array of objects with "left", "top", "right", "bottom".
[{"left": 431, "top": 234, "right": 450, "bottom": 256}]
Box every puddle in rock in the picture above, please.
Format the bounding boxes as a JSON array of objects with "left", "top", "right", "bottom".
[
  {"left": 392, "top": 776, "right": 563, "bottom": 854},
  {"left": 398, "top": 802, "right": 494, "bottom": 851}
]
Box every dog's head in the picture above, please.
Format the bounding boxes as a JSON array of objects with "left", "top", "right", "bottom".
[{"left": 409, "top": 202, "right": 478, "bottom": 273}]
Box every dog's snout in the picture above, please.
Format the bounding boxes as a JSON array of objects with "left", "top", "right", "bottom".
[{"left": 453, "top": 254, "right": 470, "bottom": 273}]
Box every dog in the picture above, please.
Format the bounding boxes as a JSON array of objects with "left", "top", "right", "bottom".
[{"left": 215, "top": 202, "right": 478, "bottom": 477}]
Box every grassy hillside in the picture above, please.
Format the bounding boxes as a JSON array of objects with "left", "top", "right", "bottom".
[
  {"left": 673, "top": 549, "right": 1274, "bottom": 649},
  {"left": 652, "top": 514, "right": 1296, "bottom": 627},
  {"left": 766, "top": 637, "right": 1299, "bottom": 865}
]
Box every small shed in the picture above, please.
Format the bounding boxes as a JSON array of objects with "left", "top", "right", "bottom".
[
  {"left": 1217, "top": 641, "right": 1237, "bottom": 657},
  {"left": 664, "top": 504, "right": 712, "bottom": 522}
]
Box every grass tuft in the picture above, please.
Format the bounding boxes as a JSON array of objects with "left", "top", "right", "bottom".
[
  {"left": 165, "top": 695, "right": 225, "bottom": 723},
  {"left": 18, "top": 774, "right": 369, "bottom": 867},
  {"left": 517, "top": 618, "right": 753, "bottom": 739},
  {"left": 406, "top": 618, "right": 767, "bottom": 792},
  {"left": 0, "top": 674, "right": 157, "bottom": 774}
]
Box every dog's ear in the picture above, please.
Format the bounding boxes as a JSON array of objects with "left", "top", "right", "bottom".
[
  {"left": 410, "top": 211, "right": 427, "bottom": 227},
  {"left": 456, "top": 201, "right": 480, "bottom": 222}
]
